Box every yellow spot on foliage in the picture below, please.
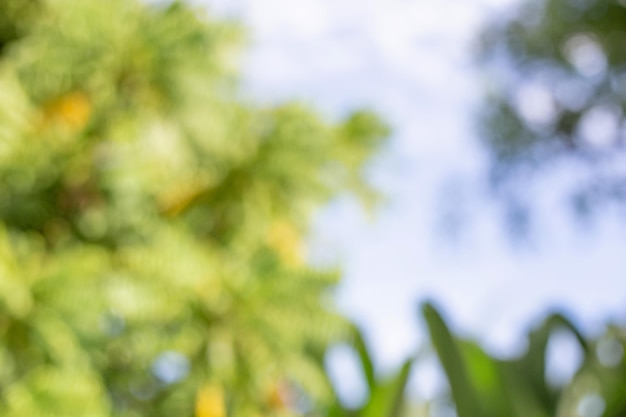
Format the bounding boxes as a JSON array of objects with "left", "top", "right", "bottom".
[
  {"left": 158, "top": 179, "right": 208, "bottom": 217},
  {"left": 42, "top": 92, "right": 91, "bottom": 131},
  {"left": 196, "top": 384, "right": 225, "bottom": 417},
  {"left": 267, "top": 221, "right": 302, "bottom": 267},
  {"left": 266, "top": 380, "right": 294, "bottom": 411},
  {"left": 267, "top": 386, "right": 285, "bottom": 410}
]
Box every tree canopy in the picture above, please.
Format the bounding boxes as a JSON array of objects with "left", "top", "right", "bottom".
[
  {"left": 478, "top": 0, "right": 626, "bottom": 224},
  {"left": 0, "top": 1, "right": 388, "bottom": 416}
]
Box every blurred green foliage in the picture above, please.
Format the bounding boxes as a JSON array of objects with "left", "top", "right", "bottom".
[
  {"left": 421, "top": 302, "right": 626, "bottom": 417},
  {"left": 2, "top": 1, "right": 624, "bottom": 416},
  {"left": 323, "top": 304, "right": 625, "bottom": 417},
  {"left": 323, "top": 326, "right": 416, "bottom": 417},
  {"left": 0, "top": 0, "right": 389, "bottom": 416},
  {"left": 467, "top": 1, "right": 626, "bottom": 412},
  {"left": 478, "top": 0, "right": 626, "bottom": 222}
]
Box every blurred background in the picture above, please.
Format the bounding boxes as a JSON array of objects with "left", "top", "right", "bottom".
[
  {"left": 0, "top": 0, "right": 625, "bottom": 416},
  {"left": 202, "top": 0, "right": 626, "bottom": 405}
]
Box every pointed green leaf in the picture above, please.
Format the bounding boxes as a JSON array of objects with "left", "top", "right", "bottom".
[
  {"left": 350, "top": 325, "right": 376, "bottom": 392},
  {"left": 420, "top": 301, "right": 483, "bottom": 417},
  {"left": 361, "top": 357, "right": 414, "bottom": 417}
]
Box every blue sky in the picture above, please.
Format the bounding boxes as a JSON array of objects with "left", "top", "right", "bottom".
[{"left": 201, "top": 0, "right": 626, "bottom": 402}]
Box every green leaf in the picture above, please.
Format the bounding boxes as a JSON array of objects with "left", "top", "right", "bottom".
[
  {"left": 350, "top": 325, "right": 376, "bottom": 392},
  {"left": 420, "top": 301, "right": 484, "bottom": 417},
  {"left": 361, "top": 357, "right": 414, "bottom": 417}
]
